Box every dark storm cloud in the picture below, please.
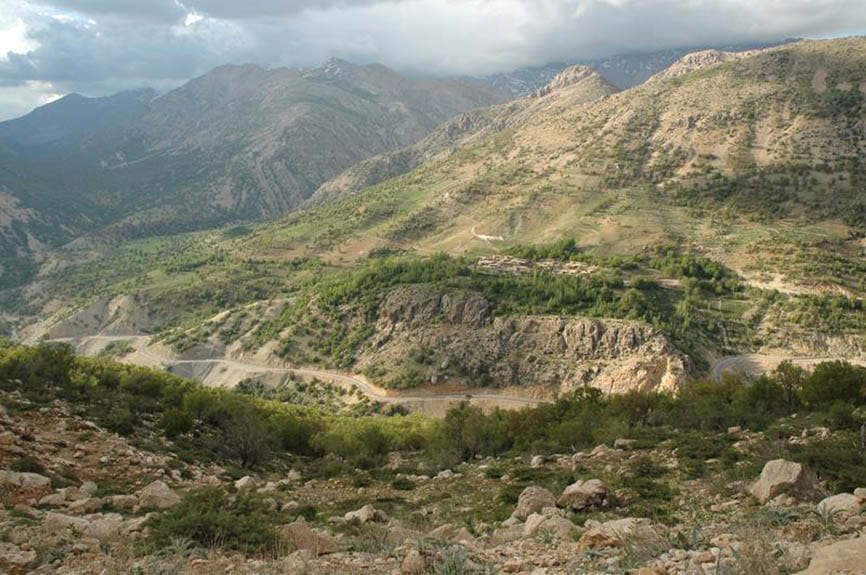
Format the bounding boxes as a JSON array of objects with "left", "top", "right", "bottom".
[{"left": 2, "top": 0, "right": 866, "bottom": 119}]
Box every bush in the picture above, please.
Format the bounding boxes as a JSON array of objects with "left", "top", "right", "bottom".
[
  {"left": 800, "top": 361, "right": 866, "bottom": 409},
  {"left": 161, "top": 408, "right": 194, "bottom": 438},
  {"left": 148, "top": 487, "right": 281, "bottom": 553},
  {"left": 391, "top": 477, "right": 415, "bottom": 491},
  {"left": 10, "top": 457, "right": 46, "bottom": 474}
]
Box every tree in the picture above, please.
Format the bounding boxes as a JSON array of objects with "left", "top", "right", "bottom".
[
  {"left": 800, "top": 361, "right": 866, "bottom": 409},
  {"left": 773, "top": 361, "right": 806, "bottom": 414}
]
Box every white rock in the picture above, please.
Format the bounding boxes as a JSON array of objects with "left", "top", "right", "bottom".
[
  {"left": 530, "top": 455, "right": 545, "bottom": 468},
  {"left": 137, "top": 480, "right": 180, "bottom": 509},
  {"left": 344, "top": 504, "right": 388, "bottom": 523},
  {"left": 558, "top": 479, "right": 608, "bottom": 510},
  {"left": 511, "top": 486, "right": 556, "bottom": 521},
  {"left": 817, "top": 493, "right": 863, "bottom": 516},
  {"left": 235, "top": 476, "right": 259, "bottom": 492},
  {"left": 749, "top": 459, "right": 811, "bottom": 503}
]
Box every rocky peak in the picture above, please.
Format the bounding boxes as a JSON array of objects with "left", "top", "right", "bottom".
[
  {"left": 651, "top": 49, "right": 742, "bottom": 81},
  {"left": 533, "top": 65, "right": 602, "bottom": 97}
]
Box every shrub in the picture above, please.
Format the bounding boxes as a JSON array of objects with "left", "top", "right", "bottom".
[
  {"left": 148, "top": 487, "right": 281, "bottom": 553},
  {"left": 10, "top": 457, "right": 45, "bottom": 474},
  {"left": 391, "top": 477, "right": 415, "bottom": 491},
  {"left": 160, "top": 408, "right": 194, "bottom": 438},
  {"left": 800, "top": 361, "right": 866, "bottom": 409}
]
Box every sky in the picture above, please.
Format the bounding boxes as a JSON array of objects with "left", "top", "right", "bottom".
[{"left": 0, "top": 0, "right": 865, "bottom": 120}]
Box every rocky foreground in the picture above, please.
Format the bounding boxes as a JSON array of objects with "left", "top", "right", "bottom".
[{"left": 0, "top": 391, "right": 865, "bottom": 574}]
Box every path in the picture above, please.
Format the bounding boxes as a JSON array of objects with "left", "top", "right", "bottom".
[
  {"left": 48, "top": 335, "right": 546, "bottom": 413},
  {"left": 711, "top": 353, "right": 866, "bottom": 380}
]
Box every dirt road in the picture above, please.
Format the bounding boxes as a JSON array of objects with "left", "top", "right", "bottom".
[
  {"left": 711, "top": 353, "right": 866, "bottom": 380},
  {"left": 48, "top": 335, "right": 546, "bottom": 414}
]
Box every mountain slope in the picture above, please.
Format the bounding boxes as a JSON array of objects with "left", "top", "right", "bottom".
[
  {"left": 0, "top": 60, "right": 507, "bottom": 267},
  {"left": 14, "top": 38, "right": 866, "bottom": 396},
  {"left": 310, "top": 66, "right": 619, "bottom": 205},
  {"left": 254, "top": 39, "right": 866, "bottom": 289}
]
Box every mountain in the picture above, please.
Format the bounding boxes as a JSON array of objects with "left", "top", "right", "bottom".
[
  {"left": 0, "top": 59, "right": 507, "bottom": 274},
  {"left": 294, "top": 38, "right": 866, "bottom": 280},
  {"left": 484, "top": 39, "right": 799, "bottom": 95},
  {"left": 13, "top": 38, "right": 866, "bottom": 399},
  {"left": 310, "top": 66, "right": 619, "bottom": 205}
]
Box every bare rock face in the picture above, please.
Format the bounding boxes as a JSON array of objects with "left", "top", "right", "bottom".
[
  {"left": 749, "top": 459, "right": 813, "bottom": 503},
  {"left": 557, "top": 479, "right": 609, "bottom": 511},
  {"left": 137, "top": 480, "right": 181, "bottom": 509},
  {"left": 511, "top": 486, "right": 557, "bottom": 521},
  {"left": 362, "top": 286, "right": 688, "bottom": 393}
]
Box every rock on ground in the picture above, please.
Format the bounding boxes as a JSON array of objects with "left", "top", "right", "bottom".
[
  {"left": 796, "top": 535, "right": 866, "bottom": 574},
  {"left": 749, "top": 459, "right": 812, "bottom": 503},
  {"left": 557, "top": 479, "right": 608, "bottom": 511},
  {"left": 282, "top": 519, "right": 338, "bottom": 555},
  {"left": 137, "top": 480, "right": 181, "bottom": 509},
  {"left": 511, "top": 486, "right": 556, "bottom": 520}
]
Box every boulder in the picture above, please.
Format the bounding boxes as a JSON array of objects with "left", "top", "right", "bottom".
[
  {"left": 0, "top": 471, "right": 51, "bottom": 491},
  {"left": 37, "top": 492, "right": 68, "bottom": 507},
  {"left": 44, "top": 512, "right": 90, "bottom": 532},
  {"left": 85, "top": 514, "right": 124, "bottom": 540},
  {"left": 511, "top": 486, "right": 556, "bottom": 520},
  {"left": 68, "top": 497, "right": 104, "bottom": 514},
  {"left": 137, "top": 480, "right": 181, "bottom": 509},
  {"left": 749, "top": 459, "right": 813, "bottom": 503},
  {"left": 530, "top": 455, "right": 545, "bottom": 467},
  {"left": 108, "top": 494, "right": 139, "bottom": 510},
  {"left": 428, "top": 524, "right": 475, "bottom": 543},
  {"left": 344, "top": 504, "right": 388, "bottom": 524},
  {"left": 796, "top": 535, "right": 866, "bottom": 574},
  {"left": 435, "top": 470, "right": 454, "bottom": 479},
  {"left": 0, "top": 542, "right": 36, "bottom": 574},
  {"left": 523, "top": 513, "right": 578, "bottom": 539},
  {"left": 817, "top": 493, "right": 864, "bottom": 516},
  {"left": 235, "top": 476, "right": 258, "bottom": 492},
  {"left": 401, "top": 549, "right": 426, "bottom": 574},
  {"left": 614, "top": 438, "right": 637, "bottom": 449},
  {"left": 558, "top": 479, "right": 608, "bottom": 511},
  {"left": 79, "top": 481, "right": 98, "bottom": 496},
  {"left": 577, "top": 518, "right": 661, "bottom": 552},
  {"left": 282, "top": 519, "right": 338, "bottom": 555}
]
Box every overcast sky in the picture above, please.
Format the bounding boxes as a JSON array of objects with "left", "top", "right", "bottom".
[{"left": 1, "top": 0, "right": 865, "bottom": 120}]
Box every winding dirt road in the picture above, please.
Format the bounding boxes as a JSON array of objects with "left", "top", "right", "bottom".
[
  {"left": 711, "top": 353, "right": 866, "bottom": 380},
  {"left": 47, "top": 335, "right": 545, "bottom": 414}
]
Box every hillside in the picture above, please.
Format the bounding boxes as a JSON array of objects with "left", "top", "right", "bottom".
[
  {"left": 10, "top": 39, "right": 866, "bottom": 399},
  {"left": 263, "top": 39, "right": 866, "bottom": 295},
  {"left": 1, "top": 342, "right": 866, "bottom": 573},
  {"left": 0, "top": 60, "right": 506, "bottom": 283}
]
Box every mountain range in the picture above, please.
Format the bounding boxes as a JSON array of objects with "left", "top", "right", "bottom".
[{"left": 0, "top": 59, "right": 506, "bottom": 273}]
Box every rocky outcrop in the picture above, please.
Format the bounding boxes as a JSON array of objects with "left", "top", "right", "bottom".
[{"left": 360, "top": 285, "right": 688, "bottom": 393}]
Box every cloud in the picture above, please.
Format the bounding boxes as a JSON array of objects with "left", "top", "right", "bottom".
[{"left": 1, "top": 0, "right": 866, "bottom": 120}]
